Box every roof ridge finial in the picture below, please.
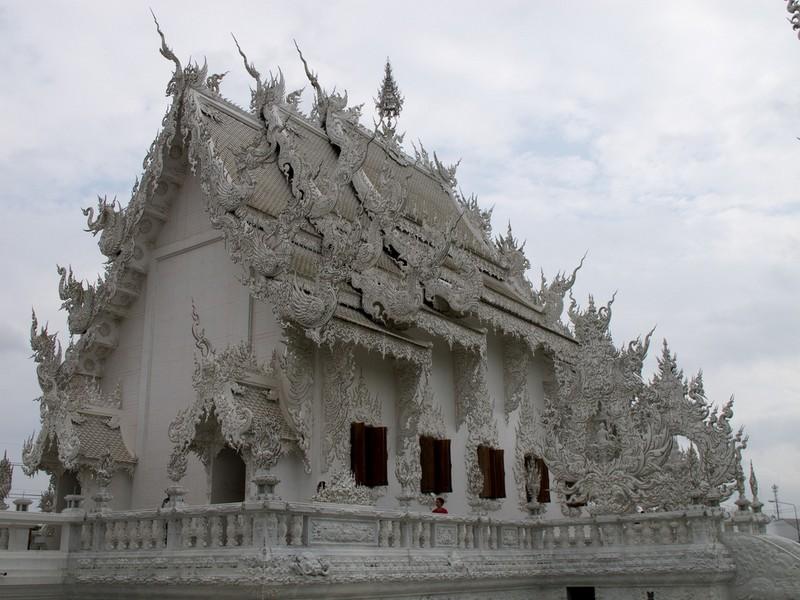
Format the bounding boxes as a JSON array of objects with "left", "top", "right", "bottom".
[{"left": 375, "top": 58, "right": 404, "bottom": 132}]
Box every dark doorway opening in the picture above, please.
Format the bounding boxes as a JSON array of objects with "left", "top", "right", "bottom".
[
  {"left": 566, "top": 587, "right": 596, "bottom": 600},
  {"left": 210, "top": 446, "right": 246, "bottom": 503}
]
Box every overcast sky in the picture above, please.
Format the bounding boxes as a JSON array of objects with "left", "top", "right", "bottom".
[{"left": 1, "top": 1, "right": 798, "bottom": 511}]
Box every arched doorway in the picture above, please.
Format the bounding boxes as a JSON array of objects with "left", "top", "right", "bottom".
[{"left": 210, "top": 446, "right": 246, "bottom": 504}]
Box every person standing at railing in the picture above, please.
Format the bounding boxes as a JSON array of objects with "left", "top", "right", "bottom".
[{"left": 432, "top": 497, "right": 448, "bottom": 514}]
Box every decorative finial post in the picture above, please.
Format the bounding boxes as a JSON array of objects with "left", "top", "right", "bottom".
[
  {"left": 734, "top": 456, "right": 751, "bottom": 512},
  {"left": 375, "top": 59, "right": 404, "bottom": 133},
  {"left": 749, "top": 461, "right": 763, "bottom": 513},
  {"left": 0, "top": 451, "right": 12, "bottom": 510}
]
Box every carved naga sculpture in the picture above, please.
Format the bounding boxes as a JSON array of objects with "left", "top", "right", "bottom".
[
  {"left": 57, "top": 265, "right": 101, "bottom": 335},
  {"left": 30, "top": 310, "right": 62, "bottom": 399},
  {"left": 82, "top": 195, "right": 127, "bottom": 260},
  {"left": 537, "top": 253, "right": 586, "bottom": 328},
  {"left": 495, "top": 223, "right": 534, "bottom": 300}
]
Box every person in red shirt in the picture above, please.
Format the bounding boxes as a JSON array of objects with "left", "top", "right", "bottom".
[{"left": 432, "top": 497, "right": 448, "bottom": 514}]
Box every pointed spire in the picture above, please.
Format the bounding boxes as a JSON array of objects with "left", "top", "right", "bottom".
[{"left": 375, "top": 59, "right": 404, "bottom": 131}]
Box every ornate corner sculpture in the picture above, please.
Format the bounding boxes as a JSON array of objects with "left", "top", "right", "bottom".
[
  {"left": 538, "top": 293, "right": 747, "bottom": 515},
  {"left": 0, "top": 451, "right": 12, "bottom": 510},
  {"left": 23, "top": 311, "right": 82, "bottom": 474}
]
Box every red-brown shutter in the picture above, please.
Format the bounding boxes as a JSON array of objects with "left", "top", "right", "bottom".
[
  {"left": 366, "top": 426, "right": 388, "bottom": 487},
  {"left": 419, "top": 436, "right": 435, "bottom": 493},
  {"left": 536, "top": 458, "right": 550, "bottom": 504},
  {"left": 477, "top": 445, "right": 493, "bottom": 498},
  {"left": 524, "top": 454, "right": 533, "bottom": 502},
  {"left": 434, "top": 439, "right": 452, "bottom": 494},
  {"left": 350, "top": 422, "right": 367, "bottom": 485},
  {"left": 492, "top": 448, "right": 506, "bottom": 499}
]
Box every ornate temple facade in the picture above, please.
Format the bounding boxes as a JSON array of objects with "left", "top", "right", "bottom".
[{"left": 2, "top": 14, "right": 800, "bottom": 600}]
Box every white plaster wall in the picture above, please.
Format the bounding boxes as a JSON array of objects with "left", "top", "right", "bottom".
[
  {"left": 122, "top": 174, "right": 250, "bottom": 508},
  {"left": 250, "top": 297, "right": 282, "bottom": 363},
  {"left": 101, "top": 285, "right": 146, "bottom": 458},
  {"left": 154, "top": 175, "right": 213, "bottom": 249},
  {"left": 130, "top": 236, "right": 249, "bottom": 508}
]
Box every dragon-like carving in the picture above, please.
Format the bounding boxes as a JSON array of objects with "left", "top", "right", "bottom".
[
  {"left": 82, "top": 196, "right": 127, "bottom": 260},
  {"left": 23, "top": 312, "right": 82, "bottom": 473},
  {"left": 495, "top": 223, "right": 535, "bottom": 301},
  {"left": 57, "top": 265, "right": 102, "bottom": 335},
  {"left": 538, "top": 253, "right": 585, "bottom": 329}
]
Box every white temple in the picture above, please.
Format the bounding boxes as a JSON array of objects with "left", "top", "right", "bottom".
[{"left": 2, "top": 12, "right": 800, "bottom": 600}]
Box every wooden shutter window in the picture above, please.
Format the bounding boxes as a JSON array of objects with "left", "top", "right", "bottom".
[
  {"left": 478, "top": 445, "right": 506, "bottom": 499},
  {"left": 536, "top": 458, "right": 550, "bottom": 504},
  {"left": 434, "top": 438, "right": 452, "bottom": 494},
  {"left": 420, "top": 436, "right": 436, "bottom": 494},
  {"left": 477, "top": 445, "right": 493, "bottom": 498},
  {"left": 524, "top": 455, "right": 533, "bottom": 502},
  {"left": 492, "top": 448, "right": 506, "bottom": 499},
  {"left": 366, "top": 426, "right": 388, "bottom": 487},
  {"left": 351, "top": 422, "right": 367, "bottom": 486}
]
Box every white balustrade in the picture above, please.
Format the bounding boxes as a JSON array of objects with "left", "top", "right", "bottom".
[{"left": 2, "top": 501, "right": 765, "bottom": 561}]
